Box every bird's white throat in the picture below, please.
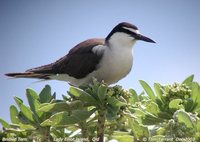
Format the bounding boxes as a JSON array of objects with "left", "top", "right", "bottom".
[{"left": 108, "top": 32, "right": 136, "bottom": 49}]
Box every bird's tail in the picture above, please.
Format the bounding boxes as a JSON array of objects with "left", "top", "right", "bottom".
[{"left": 5, "top": 72, "right": 51, "bottom": 80}]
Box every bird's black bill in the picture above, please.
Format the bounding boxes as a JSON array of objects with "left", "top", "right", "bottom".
[{"left": 136, "top": 34, "right": 156, "bottom": 43}]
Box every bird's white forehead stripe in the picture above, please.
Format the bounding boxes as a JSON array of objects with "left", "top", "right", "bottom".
[{"left": 123, "top": 27, "right": 140, "bottom": 34}]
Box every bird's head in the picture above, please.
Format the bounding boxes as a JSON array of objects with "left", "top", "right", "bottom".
[{"left": 106, "top": 22, "right": 156, "bottom": 48}]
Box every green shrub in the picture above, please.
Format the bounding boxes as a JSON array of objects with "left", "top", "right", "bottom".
[{"left": 1, "top": 75, "right": 200, "bottom": 142}]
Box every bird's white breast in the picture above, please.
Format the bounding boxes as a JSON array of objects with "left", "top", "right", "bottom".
[
  {"left": 89, "top": 32, "right": 136, "bottom": 84},
  {"left": 93, "top": 43, "right": 134, "bottom": 84}
]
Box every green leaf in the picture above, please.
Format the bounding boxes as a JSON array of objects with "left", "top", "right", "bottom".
[
  {"left": 72, "top": 109, "right": 96, "bottom": 120},
  {"left": 70, "top": 87, "right": 97, "bottom": 105},
  {"left": 156, "top": 127, "right": 166, "bottom": 135},
  {"left": 150, "top": 135, "right": 165, "bottom": 142},
  {"left": 138, "top": 92, "right": 149, "bottom": 101},
  {"left": 97, "top": 84, "right": 108, "bottom": 102},
  {"left": 39, "top": 85, "right": 52, "bottom": 103},
  {"left": 107, "top": 96, "right": 127, "bottom": 107},
  {"left": 10, "top": 105, "right": 20, "bottom": 124},
  {"left": 192, "top": 82, "right": 200, "bottom": 107},
  {"left": 130, "top": 107, "right": 145, "bottom": 115},
  {"left": 112, "top": 131, "right": 132, "bottom": 136},
  {"left": 17, "top": 112, "right": 30, "bottom": 124},
  {"left": 175, "top": 110, "right": 194, "bottom": 129},
  {"left": 111, "top": 135, "right": 134, "bottom": 142},
  {"left": 4, "top": 128, "right": 25, "bottom": 133},
  {"left": 169, "top": 99, "right": 184, "bottom": 110},
  {"left": 146, "top": 102, "right": 160, "bottom": 116},
  {"left": 51, "top": 127, "right": 66, "bottom": 138},
  {"left": 106, "top": 104, "right": 120, "bottom": 120},
  {"left": 195, "top": 107, "right": 200, "bottom": 115},
  {"left": 26, "top": 89, "right": 41, "bottom": 116},
  {"left": 139, "top": 80, "right": 156, "bottom": 101},
  {"left": 39, "top": 100, "right": 83, "bottom": 112},
  {"left": 27, "top": 88, "right": 39, "bottom": 100},
  {"left": 128, "top": 115, "right": 149, "bottom": 139},
  {"left": 111, "top": 131, "right": 134, "bottom": 142},
  {"left": 0, "top": 118, "right": 11, "bottom": 128},
  {"left": 18, "top": 123, "right": 35, "bottom": 130},
  {"left": 182, "top": 74, "right": 194, "bottom": 85},
  {"left": 41, "top": 109, "right": 96, "bottom": 126},
  {"left": 129, "top": 89, "right": 139, "bottom": 103},
  {"left": 196, "top": 119, "right": 200, "bottom": 132},
  {"left": 14, "top": 96, "right": 35, "bottom": 123},
  {"left": 154, "top": 83, "right": 164, "bottom": 103},
  {"left": 142, "top": 113, "right": 162, "bottom": 125},
  {"left": 131, "top": 107, "right": 161, "bottom": 125},
  {"left": 185, "top": 98, "right": 195, "bottom": 112}
]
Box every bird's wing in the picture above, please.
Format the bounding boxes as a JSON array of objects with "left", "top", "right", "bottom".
[
  {"left": 52, "top": 38, "right": 105, "bottom": 79},
  {"left": 6, "top": 38, "right": 105, "bottom": 79}
]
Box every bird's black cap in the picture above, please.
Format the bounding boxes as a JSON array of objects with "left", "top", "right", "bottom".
[
  {"left": 106, "top": 22, "right": 156, "bottom": 43},
  {"left": 106, "top": 22, "right": 138, "bottom": 40}
]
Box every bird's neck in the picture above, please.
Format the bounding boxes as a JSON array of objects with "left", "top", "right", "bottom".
[{"left": 106, "top": 32, "right": 136, "bottom": 50}]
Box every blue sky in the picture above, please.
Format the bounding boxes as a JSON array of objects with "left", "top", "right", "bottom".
[{"left": 0, "top": 0, "right": 200, "bottom": 124}]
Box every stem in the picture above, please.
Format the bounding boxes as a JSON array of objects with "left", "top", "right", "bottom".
[
  {"left": 46, "top": 127, "right": 53, "bottom": 142},
  {"left": 97, "top": 109, "right": 106, "bottom": 142},
  {"left": 79, "top": 121, "right": 88, "bottom": 138},
  {"left": 46, "top": 133, "right": 53, "bottom": 142}
]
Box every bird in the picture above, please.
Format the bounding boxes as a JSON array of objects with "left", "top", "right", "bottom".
[{"left": 5, "top": 22, "right": 155, "bottom": 86}]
